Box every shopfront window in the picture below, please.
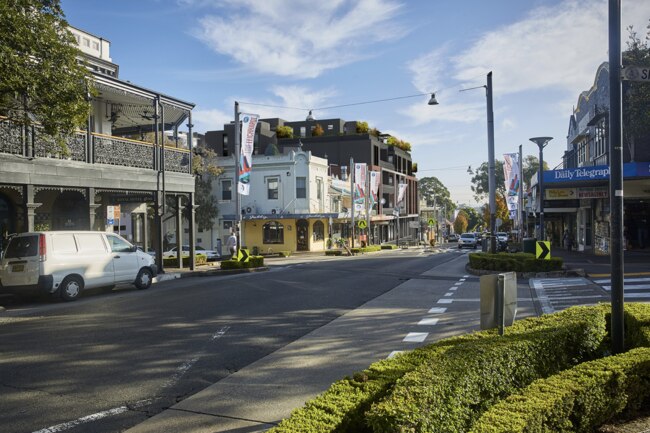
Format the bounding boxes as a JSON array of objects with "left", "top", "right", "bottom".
[{"left": 263, "top": 221, "right": 284, "bottom": 244}]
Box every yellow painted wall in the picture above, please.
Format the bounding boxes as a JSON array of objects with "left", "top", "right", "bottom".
[{"left": 242, "top": 218, "right": 329, "bottom": 253}]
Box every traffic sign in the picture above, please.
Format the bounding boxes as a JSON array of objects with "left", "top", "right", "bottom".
[
  {"left": 428, "top": 218, "right": 435, "bottom": 226},
  {"left": 622, "top": 65, "right": 650, "bottom": 82},
  {"left": 536, "top": 241, "right": 551, "bottom": 260},
  {"left": 237, "top": 248, "right": 250, "bottom": 262},
  {"left": 357, "top": 220, "right": 367, "bottom": 229}
]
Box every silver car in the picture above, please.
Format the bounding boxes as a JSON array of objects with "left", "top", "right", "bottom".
[{"left": 458, "top": 233, "right": 478, "bottom": 249}]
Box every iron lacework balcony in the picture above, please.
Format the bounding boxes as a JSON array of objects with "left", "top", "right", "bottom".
[{"left": 0, "top": 117, "right": 191, "bottom": 173}]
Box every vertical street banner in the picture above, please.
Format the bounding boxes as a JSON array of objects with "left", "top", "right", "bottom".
[
  {"left": 238, "top": 113, "right": 259, "bottom": 195},
  {"left": 397, "top": 182, "right": 408, "bottom": 206},
  {"left": 369, "top": 171, "right": 380, "bottom": 208},
  {"left": 503, "top": 153, "right": 520, "bottom": 197},
  {"left": 354, "top": 163, "right": 367, "bottom": 212}
]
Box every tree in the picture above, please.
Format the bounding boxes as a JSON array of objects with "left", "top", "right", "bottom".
[
  {"left": 312, "top": 123, "right": 324, "bottom": 137},
  {"left": 276, "top": 125, "right": 293, "bottom": 138},
  {"left": 469, "top": 155, "right": 548, "bottom": 203},
  {"left": 623, "top": 23, "right": 650, "bottom": 161},
  {"left": 0, "top": 0, "right": 91, "bottom": 141},
  {"left": 356, "top": 121, "right": 369, "bottom": 134},
  {"left": 482, "top": 195, "right": 511, "bottom": 231},
  {"left": 454, "top": 211, "right": 468, "bottom": 234},
  {"left": 417, "top": 176, "right": 455, "bottom": 220},
  {"left": 459, "top": 206, "right": 483, "bottom": 232}
]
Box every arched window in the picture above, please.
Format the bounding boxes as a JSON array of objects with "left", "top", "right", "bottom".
[
  {"left": 313, "top": 221, "right": 324, "bottom": 241},
  {"left": 263, "top": 221, "right": 284, "bottom": 244}
]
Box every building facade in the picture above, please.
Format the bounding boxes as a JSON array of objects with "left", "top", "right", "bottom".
[
  {"left": 0, "top": 26, "right": 197, "bottom": 268},
  {"left": 533, "top": 62, "right": 650, "bottom": 254}
]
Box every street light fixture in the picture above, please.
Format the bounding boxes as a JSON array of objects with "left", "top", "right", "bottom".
[{"left": 529, "top": 136, "right": 553, "bottom": 242}]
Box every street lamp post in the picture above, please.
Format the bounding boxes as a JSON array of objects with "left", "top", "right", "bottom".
[
  {"left": 457, "top": 72, "right": 496, "bottom": 252},
  {"left": 529, "top": 137, "right": 553, "bottom": 242}
]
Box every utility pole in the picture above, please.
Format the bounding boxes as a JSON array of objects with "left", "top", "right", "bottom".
[
  {"left": 350, "top": 157, "right": 355, "bottom": 249},
  {"left": 234, "top": 101, "right": 241, "bottom": 256},
  {"left": 487, "top": 72, "right": 496, "bottom": 253},
  {"left": 608, "top": 0, "right": 624, "bottom": 354},
  {"left": 519, "top": 144, "right": 524, "bottom": 242}
]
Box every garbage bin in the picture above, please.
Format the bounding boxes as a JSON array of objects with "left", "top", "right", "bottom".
[
  {"left": 481, "top": 238, "right": 489, "bottom": 252},
  {"left": 523, "top": 238, "right": 537, "bottom": 254}
]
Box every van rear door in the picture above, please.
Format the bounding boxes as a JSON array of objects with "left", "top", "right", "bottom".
[{"left": 0, "top": 234, "right": 40, "bottom": 287}]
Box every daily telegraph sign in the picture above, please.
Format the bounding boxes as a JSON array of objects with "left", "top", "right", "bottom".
[
  {"left": 544, "top": 165, "right": 610, "bottom": 183},
  {"left": 544, "top": 162, "right": 650, "bottom": 184}
]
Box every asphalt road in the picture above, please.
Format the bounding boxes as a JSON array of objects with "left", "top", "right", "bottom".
[{"left": 0, "top": 248, "right": 464, "bottom": 433}]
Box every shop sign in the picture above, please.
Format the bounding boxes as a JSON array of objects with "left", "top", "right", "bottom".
[
  {"left": 577, "top": 187, "right": 608, "bottom": 199},
  {"left": 545, "top": 188, "right": 576, "bottom": 200}
]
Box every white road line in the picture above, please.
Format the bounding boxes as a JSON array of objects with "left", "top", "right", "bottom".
[
  {"left": 428, "top": 307, "right": 447, "bottom": 314},
  {"left": 459, "top": 278, "right": 466, "bottom": 282},
  {"left": 387, "top": 350, "right": 404, "bottom": 359},
  {"left": 454, "top": 282, "right": 463, "bottom": 286},
  {"left": 418, "top": 318, "right": 440, "bottom": 325},
  {"left": 594, "top": 277, "right": 650, "bottom": 284},
  {"left": 403, "top": 332, "right": 428, "bottom": 342},
  {"left": 602, "top": 284, "right": 650, "bottom": 291},
  {"left": 33, "top": 400, "right": 151, "bottom": 433},
  {"left": 449, "top": 287, "right": 458, "bottom": 291},
  {"left": 437, "top": 299, "right": 453, "bottom": 304},
  {"left": 444, "top": 292, "right": 453, "bottom": 297}
]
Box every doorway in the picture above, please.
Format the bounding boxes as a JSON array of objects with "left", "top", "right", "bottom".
[{"left": 296, "top": 219, "right": 309, "bottom": 251}]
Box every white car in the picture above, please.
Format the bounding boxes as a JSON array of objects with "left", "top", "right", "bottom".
[
  {"left": 458, "top": 233, "right": 478, "bottom": 249},
  {"left": 496, "top": 232, "right": 509, "bottom": 243},
  {"left": 163, "top": 245, "right": 220, "bottom": 261}
]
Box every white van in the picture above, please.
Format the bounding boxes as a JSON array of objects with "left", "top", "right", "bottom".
[{"left": 0, "top": 231, "right": 158, "bottom": 301}]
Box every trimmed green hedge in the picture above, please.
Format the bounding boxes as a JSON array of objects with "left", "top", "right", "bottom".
[
  {"left": 162, "top": 254, "right": 207, "bottom": 267},
  {"left": 468, "top": 252, "right": 563, "bottom": 272},
  {"left": 470, "top": 347, "right": 650, "bottom": 433},
  {"left": 219, "top": 256, "right": 264, "bottom": 270},
  {"left": 380, "top": 244, "right": 398, "bottom": 250},
  {"left": 269, "top": 305, "right": 650, "bottom": 433},
  {"left": 350, "top": 246, "right": 382, "bottom": 254},
  {"left": 366, "top": 306, "right": 609, "bottom": 433},
  {"left": 325, "top": 250, "right": 343, "bottom": 256}
]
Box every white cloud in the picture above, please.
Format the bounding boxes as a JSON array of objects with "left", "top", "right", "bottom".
[
  {"left": 501, "top": 118, "right": 516, "bottom": 132},
  {"left": 193, "top": 0, "right": 405, "bottom": 78},
  {"left": 192, "top": 107, "right": 232, "bottom": 133}
]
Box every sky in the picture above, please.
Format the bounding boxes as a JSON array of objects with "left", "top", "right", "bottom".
[{"left": 60, "top": 0, "right": 650, "bottom": 206}]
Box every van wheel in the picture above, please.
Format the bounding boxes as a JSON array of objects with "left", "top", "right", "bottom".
[
  {"left": 135, "top": 268, "right": 153, "bottom": 290},
  {"left": 60, "top": 276, "right": 83, "bottom": 301}
]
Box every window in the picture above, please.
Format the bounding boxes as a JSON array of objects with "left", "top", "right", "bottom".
[
  {"left": 267, "top": 177, "right": 279, "bottom": 200},
  {"left": 263, "top": 221, "right": 284, "bottom": 244},
  {"left": 107, "top": 234, "right": 132, "bottom": 253},
  {"left": 222, "top": 135, "right": 229, "bottom": 157},
  {"left": 223, "top": 221, "right": 233, "bottom": 231},
  {"left": 313, "top": 221, "right": 324, "bottom": 241},
  {"left": 92, "top": 41, "right": 99, "bottom": 50},
  {"left": 222, "top": 179, "right": 232, "bottom": 201},
  {"left": 578, "top": 139, "right": 587, "bottom": 165},
  {"left": 75, "top": 234, "right": 106, "bottom": 253},
  {"left": 594, "top": 120, "right": 606, "bottom": 158},
  {"left": 327, "top": 124, "right": 334, "bottom": 131},
  {"left": 316, "top": 178, "right": 323, "bottom": 200},
  {"left": 300, "top": 126, "right": 306, "bottom": 138},
  {"left": 83, "top": 37, "right": 90, "bottom": 47},
  {"left": 296, "top": 177, "right": 306, "bottom": 199}
]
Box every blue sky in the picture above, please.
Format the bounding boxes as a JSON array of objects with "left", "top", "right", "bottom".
[{"left": 61, "top": 0, "right": 650, "bottom": 206}]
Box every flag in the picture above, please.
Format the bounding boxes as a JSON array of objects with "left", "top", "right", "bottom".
[
  {"left": 238, "top": 113, "right": 259, "bottom": 195},
  {"left": 369, "top": 171, "right": 380, "bottom": 208},
  {"left": 503, "top": 153, "right": 520, "bottom": 197},
  {"left": 354, "top": 163, "right": 367, "bottom": 211},
  {"left": 397, "top": 182, "right": 407, "bottom": 205}
]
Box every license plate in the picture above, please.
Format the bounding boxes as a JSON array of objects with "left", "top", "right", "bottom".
[{"left": 12, "top": 264, "right": 24, "bottom": 272}]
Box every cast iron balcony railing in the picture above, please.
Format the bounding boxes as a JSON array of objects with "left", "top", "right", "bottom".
[{"left": 0, "top": 117, "right": 190, "bottom": 173}]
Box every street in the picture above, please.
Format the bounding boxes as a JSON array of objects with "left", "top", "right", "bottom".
[{"left": 0, "top": 248, "right": 479, "bottom": 433}]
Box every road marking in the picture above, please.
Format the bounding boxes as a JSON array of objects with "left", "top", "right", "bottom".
[
  {"left": 428, "top": 307, "right": 447, "bottom": 313},
  {"left": 454, "top": 282, "right": 463, "bottom": 286},
  {"left": 33, "top": 400, "right": 151, "bottom": 433},
  {"left": 418, "top": 318, "right": 440, "bottom": 325},
  {"left": 449, "top": 287, "right": 457, "bottom": 291},
  {"left": 437, "top": 299, "right": 453, "bottom": 304},
  {"left": 403, "top": 332, "right": 428, "bottom": 342},
  {"left": 444, "top": 292, "right": 453, "bottom": 297},
  {"left": 387, "top": 350, "right": 404, "bottom": 359},
  {"left": 459, "top": 278, "right": 466, "bottom": 282}
]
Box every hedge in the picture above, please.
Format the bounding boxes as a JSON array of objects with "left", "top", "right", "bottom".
[
  {"left": 325, "top": 250, "right": 343, "bottom": 256},
  {"left": 380, "top": 244, "right": 398, "bottom": 250},
  {"left": 162, "top": 254, "right": 207, "bottom": 268},
  {"left": 268, "top": 305, "right": 644, "bottom": 433},
  {"left": 366, "top": 306, "right": 610, "bottom": 433},
  {"left": 469, "top": 347, "right": 650, "bottom": 433},
  {"left": 219, "top": 256, "right": 264, "bottom": 270},
  {"left": 468, "top": 252, "right": 563, "bottom": 273}
]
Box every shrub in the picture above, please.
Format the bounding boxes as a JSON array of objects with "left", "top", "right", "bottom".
[
  {"left": 469, "top": 252, "right": 563, "bottom": 273},
  {"left": 325, "top": 250, "right": 343, "bottom": 256},
  {"left": 380, "top": 244, "right": 397, "bottom": 250},
  {"left": 366, "top": 306, "right": 610, "bottom": 433},
  {"left": 162, "top": 254, "right": 207, "bottom": 267},
  {"left": 470, "top": 347, "right": 650, "bottom": 433},
  {"left": 269, "top": 305, "right": 625, "bottom": 433},
  {"left": 220, "top": 256, "right": 264, "bottom": 270},
  {"left": 279, "top": 251, "right": 291, "bottom": 257},
  {"left": 276, "top": 125, "right": 294, "bottom": 139}
]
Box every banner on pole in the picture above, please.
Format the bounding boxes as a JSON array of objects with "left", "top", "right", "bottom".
[
  {"left": 238, "top": 113, "right": 259, "bottom": 195},
  {"left": 503, "top": 153, "right": 520, "bottom": 197},
  {"left": 397, "top": 182, "right": 408, "bottom": 206},
  {"left": 354, "top": 163, "right": 367, "bottom": 211},
  {"left": 369, "top": 171, "right": 380, "bottom": 208}
]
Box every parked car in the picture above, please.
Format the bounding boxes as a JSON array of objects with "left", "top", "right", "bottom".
[
  {"left": 163, "top": 245, "right": 220, "bottom": 261},
  {"left": 0, "top": 231, "right": 157, "bottom": 301},
  {"left": 458, "top": 233, "right": 478, "bottom": 249},
  {"left": 496, "top": 232, "right": 509, "bottom": 243},
  {"left": 447, "top": 233, "right": 459, "bottom": 242}
]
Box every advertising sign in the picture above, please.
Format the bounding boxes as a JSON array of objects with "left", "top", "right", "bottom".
[{"left": 238, "top": 113, "right": 259, "bottom": 195}]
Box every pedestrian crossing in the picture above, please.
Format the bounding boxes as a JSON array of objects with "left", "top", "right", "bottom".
[
  {"left": 592, "top": 277, "right": 650, "bottom": 300},
  {"left": 530, "top": 277, "right": 609, "bottom": 314}
]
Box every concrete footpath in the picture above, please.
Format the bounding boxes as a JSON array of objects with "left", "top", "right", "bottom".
[{"left": 126, "top": 251, "right": 535, "bottom": 433}]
